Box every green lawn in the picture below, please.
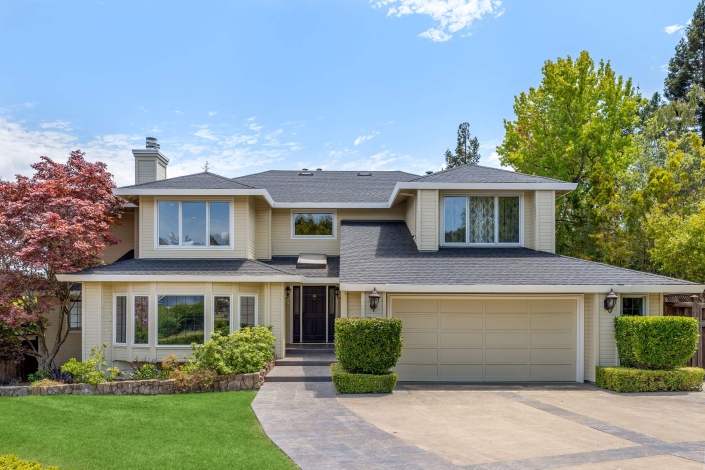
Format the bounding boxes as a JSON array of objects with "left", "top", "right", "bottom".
[{"left": 0, "top": 391, "right": 296, "bottom": 470}]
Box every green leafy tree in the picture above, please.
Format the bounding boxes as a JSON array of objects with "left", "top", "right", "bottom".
[
  {"left": 664, "top": 0, "right": 705, "bottom": 138},
  {"left": 445, "top": 122, "right": 480, "bottom": 168},
  {"left": 497, "top": 51, "right": 642, "bottom": 260}
]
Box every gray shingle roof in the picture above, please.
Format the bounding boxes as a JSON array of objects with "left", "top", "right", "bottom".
[
  {"left": 233, "top": 170, "right": 418, "bottom": 203},
  {"left": 75, "top": 258, "right": 292, "bottom": 277},
  {"left": 339, "top": 221, "right": 694, "bottom": 286},
  {"left": 119, "top": 172, "right": 255, "bottom": 190},
  {"left": 410, "top": 164, "right": 570, "bottom": 184}
]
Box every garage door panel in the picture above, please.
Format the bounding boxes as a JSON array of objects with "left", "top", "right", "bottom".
[
  {"left": 393, "top": 299, "right": 438, "bottom": 313},
  {"left": 398, "top": 314, "right": 438, "bottom": 330},
  {"left": 440, "top": 314, "right": 483, "bottom": 330},
  {"left": 485, "top": 314, "right": 530, "bottom": 330},
  {"left": 530, "top": 299, "right": 576, "bottom": 313},
  {"left": 485, "top": 348, "right": 529, "bottom": 364},
  {"left": 399, "top": 348, "right": 438, "bottom": 364},
  {"left": 485, "top": 364, "right": 530, "bottom": 378},
  {"left": 485, "top": 299, "right": 529, "bottom": 314},
  {"left": 531, "top": 364, "right": 575, "bottom": 381},
  {"left": 440, "top": 299, "right": 483, "bottom": 313},
  {"left": 439, "top": 348, "right": 484, "bottom": 363},
  {"left": 404, "top": 332, "right": 438, "bottom": 346},
  {"left": 530, "top": 314, "right": 574, "bottom": 330},
  {"left": 440, "top": 332, "right": 483, "bottom": 346},
  {"left": 485, "top": 332, "right": 529, "bottom": 346},
  {"left": 531, "top": 332, "right": 574, "bottom": 347},
  {"left": 394, "top": 364, "right": 438, "bottom": 378},
  {"left": 440, "top": 364, "right": 484, "bottom": 378},
  {"left": 531, "top": 348, "right": 575, "bottom": 364}
]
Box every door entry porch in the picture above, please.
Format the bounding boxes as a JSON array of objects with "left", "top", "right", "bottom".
[{"left": 292, "top": 286, "right": 337, "bottom": 343}]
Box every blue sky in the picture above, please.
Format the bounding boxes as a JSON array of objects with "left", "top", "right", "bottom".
[{"left": 0, "top": 0, "right": 697, "bottom": 186}]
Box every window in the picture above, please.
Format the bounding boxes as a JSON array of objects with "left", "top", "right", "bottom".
[
  {"left": 239, "top": 294, "right": 257, "bottom": 328},
  {"left": 133, "top": 295, "right": 149, "bottom": 345},
  {"left": 213, "top": 295, "right": 232, "bottom": 336},
  {"left": 114, "top": 295, "right": 127, "bottom": 345},
  {"left": 622, "top": 297, "right": 645, "bottom": 316},
  {"left": 443, "top": 195, "right": 521, "bottom": 245},
  {"left": 157, "top": 201, "right": 231, "bottom": 248},
  {"left": 292, "top": 212, "right": 335, "bottom": 238},
  {"left": 69, "top": 300, "right": 82, "bottom": 330},
  {"left": 157, "top": 296, "right": 205, "bottom": 346}
]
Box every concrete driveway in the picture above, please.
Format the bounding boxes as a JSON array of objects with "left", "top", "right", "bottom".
[{"left": 338, "top": 384, "right": 705, "bottom": 469}]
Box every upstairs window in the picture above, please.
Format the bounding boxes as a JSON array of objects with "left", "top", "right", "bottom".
[
  {"left": 157, "top": 201, "right": 231, "bottom": 248},
  {"left": 443, "top": 195, "right": 521, "bottom": 246},
  {"left": 292, "top": 212, "right": 335, "bottom": 238}
]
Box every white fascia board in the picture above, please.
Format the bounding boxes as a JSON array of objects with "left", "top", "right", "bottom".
[
  {"left": 300, "top": 277, "right": 340, "bottom": 284},
  {"left": 339, "top": 283, "right": 702, "bottom": 294},
  {"left": 57, "top": 274, "right": 301, "bottom": 283}
]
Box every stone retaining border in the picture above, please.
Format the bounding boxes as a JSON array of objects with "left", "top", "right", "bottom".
[{"left": 0, "top": 357, "right": 275, "bottom": 398}]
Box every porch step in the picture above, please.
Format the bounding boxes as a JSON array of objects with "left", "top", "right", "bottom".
[
  {"left": 285, "top": 343, "right": 335, "bottom": 355},
  {"left": 265, "top": 365, "right": 332, "bottom": 382},
  {"left": 276, "top": 354, "right": 337, "bottom": 367}
]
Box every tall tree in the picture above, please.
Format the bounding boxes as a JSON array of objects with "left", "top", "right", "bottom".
[
  {"left": 0, "top": 151, "right": 124, "bottom": 370},
  {"left": 497, "top": 51, "right": 642, "bottom": 260},
  {"left": 664, "top": 0, "right": 705, "bottom": 138},
  {"left": 445, "top": 122, "right": 480, "bottom": 168}
]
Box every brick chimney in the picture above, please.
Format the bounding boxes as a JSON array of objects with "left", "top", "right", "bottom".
[{"left": 132, "top": 137, "right": 169, "bottom": 185}]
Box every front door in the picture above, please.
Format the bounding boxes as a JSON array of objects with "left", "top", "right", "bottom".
[{"left": 302, "top": 286, "right": 326, "bottom": 342}]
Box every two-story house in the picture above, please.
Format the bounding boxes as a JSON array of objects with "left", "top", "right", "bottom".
[{"left": 57, "top": 138, "right": 702, "bottom": 383}]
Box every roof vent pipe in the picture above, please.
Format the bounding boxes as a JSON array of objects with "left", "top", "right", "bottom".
[
  {"left": 425, "top": 171, "right": 433, "bottom": 175},
  {"left": 316, "top": 168, "right": 322, "bottom": 171},
  {"left": 302, "top": 168, "right": 308, "bottom": 171}
]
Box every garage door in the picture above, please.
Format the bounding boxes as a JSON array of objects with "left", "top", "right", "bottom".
[{"left": 391, "top": 297, "right": 577, "bottom": 382}]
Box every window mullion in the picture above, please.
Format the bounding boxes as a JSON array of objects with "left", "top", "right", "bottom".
[
  {"left": 206, "top": 201, "right": 210, "bottom": 247},
  {"left": 178, "top": 202, "right": 183, "bottom": 247},
  {"left": 494, "top": 196, "right": 499, "bottom": 244},
  {"left": 465, "top": 196, "right": 469, "bottom": 244}
]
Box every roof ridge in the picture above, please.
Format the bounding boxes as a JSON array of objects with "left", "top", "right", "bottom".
[
  {"left": 203, "top": 171, "right": 258, "bottom": 189},
  {"left": 409, "top": 163, "right": 566, "bottom": 183},
  {"left": 119, "top": 171, "right": 256, "bottom": 189}
]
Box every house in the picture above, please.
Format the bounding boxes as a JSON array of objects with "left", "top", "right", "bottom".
[{"left": 56, "top": 138, "right": 702, "bottom": 383}]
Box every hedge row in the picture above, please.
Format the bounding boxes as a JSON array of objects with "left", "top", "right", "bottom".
[
  {"left": 614, "top": 316, "right": 699, "bottom": 369},
  {"left": 330, "top": 363, "right": 398, "bottom": 393},
  {"left": 596, "top": 366, "right": 704, "bottom": 393},
  {"left": 334, "top": 318, "right": 403, "bottom": 375}
]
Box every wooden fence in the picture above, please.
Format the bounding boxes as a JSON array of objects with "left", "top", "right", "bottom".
[{"left": 664, "top": 294, "right": 704, "bottom": 368}]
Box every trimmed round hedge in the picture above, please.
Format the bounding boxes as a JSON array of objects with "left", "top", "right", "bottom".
[
  {"left": 334, "top": 318, "right": 403, "bottom": 374},
  {"left": 614, "top": 316, "right": 699, "bottom": 370}
]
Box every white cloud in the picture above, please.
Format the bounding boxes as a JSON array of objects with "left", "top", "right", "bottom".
[
  {"left": 354, "top": 131, "right": 380, "bottom": 145},
  {"left": 373, "top": 0, "right": 502, "bottom": 41},
  {"left": 664, "top": 24, "right": 684, "bottom": 34},
  {"left": 194, "top": 126, "right": 218, "bottom": 141},
  {"left": 208, "top": 111, "right": 218, "bottom": 116},
  {"left": 249, "top": 122, "right": 263, "bottom": 131},
  {"left": 138, "top": 106, "right": 148, "bottom": 113},
  {"left": 480, "top": 150, "right": 504, "bottom": 169},
  {"left": 660, "top": 64, "right": 668, "bottom": 73},
  {"left": 39, "top": 120, "right": 73, "bottom": 131},
  {"left": 246, "top": 116, "right": 255, "bottom": 121},
  {"left": 174, "top": 110, "right": 185, "bottom": 115}
]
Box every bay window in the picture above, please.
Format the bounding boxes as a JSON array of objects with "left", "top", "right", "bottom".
[
  {"left": 443, "top": 195, "right": 521, "bottom": 246},
  {"left": 213, "top": 295, "right": 232, "bottom": 336},
  {"left": 157, "top": 201, "right": 231, "bottom": 248},
  {"left": 157, "top": 295, "right": 205, "bottom": 346},
  {"left": 133, "top": 295, "right": 149, "bottom": 345}
]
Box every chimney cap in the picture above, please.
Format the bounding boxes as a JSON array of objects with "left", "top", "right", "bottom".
[{"left": 146, "top": 137, "right": 160, "bottom": 150}]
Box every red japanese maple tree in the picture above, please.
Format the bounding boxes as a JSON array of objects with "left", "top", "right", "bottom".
[{"left": 0, "top": 150, "right": 124, "bottom": 370}]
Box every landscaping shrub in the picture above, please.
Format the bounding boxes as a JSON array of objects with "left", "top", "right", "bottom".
[
  {"left": 334, "top": 318, "right": 403, "bottom": 374},
  {"left": 330, "top": 363, "right": 397, "bottom": 393},
  {"left": 596, "top": 366, "right": 704, "bottom": 392},
  {"left": 134, "top": 363, "right": 165, "bottom": 380},
  {"left": 615, "top": 316, "right": 699, "bottom": 369},
  {"left": 27, "top": 368, "right": 53, "bottom": 386},
  {"left": 0, "top": 454, "right": 57, "bottom": 470},
  {"left": 190, "top": 326, "right": 275, "bottom": 376},
  {"left": 61, "top": 343, "right": 121, "bottom": 385}
]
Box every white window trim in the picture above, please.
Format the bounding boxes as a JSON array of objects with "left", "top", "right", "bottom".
[
  {"left": 68, "top": 299, "right": 82, "bottom": 331},
  {"left": 113, "top": 293, "right": 128, "bottom": 346},
  {"left": 238, "top": 293, "right": 259, "bottom": 329},
  {"left": 290, "top": 209, "right": 337, "bottom": 239},
  {"left": 155, "top": 200, "right": 234, "bottom": 250},
  {"left": 155, "top": 294, "right": 207, "bottom": 348},
  {"left": 132, "top": 294, "right": 150, "bottom": 347},
  {"left": 211, "top": 294, "right": 234, "bottom": 336},
  {"left": 440, "top": 194, "right": 523, "bottom": 247},
  {"left": 620, "top": 294, "right": 648, "bottom": 317}
]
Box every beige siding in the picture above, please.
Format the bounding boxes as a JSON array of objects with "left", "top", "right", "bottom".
[
  {"left": 418, "top": 189, "right": 439, "bottom": 251},
  {"left": 156, "top": 162, "right": 166, "bottom": 181},
  {"left": 136, "top": 159, "right": 157, "bottom": 185},
  {"left": 83, "top": 282, "right": 102, "bottom": 361},
  {"left": 649, "top": 293, "right": 662, "bottom": 316},
  {"left": 43, "top": 304, "right": 82, "bottom": 367},
  {"left": 101, "top": 210, "right": 135, "bottom": 264},
  {"left": 247, "top": 196, "right": 256, "bottom": 259},
  {"left": 139, "top": 196, "right": 248, "bottom": 258},
  {"left": 134, "top": 208, "right": 140, "bottom": 258},
  {"left": 269, "top": 283, "right": 285, "bottom": 358},
  {"left": 523, "top": 191, "right": 535, "bottom": 250},
  {"left": 599, "top": 297, "right": 618, "bottom": 366},
  {"left": 584, "top": 293, "right": 596, "bottom": 382},
  {"left": 404, "top": 195, "right": 417, "bottom": 244},
  {"left": 346, "top": 291, "right": 362, "bottom": 318},
  {"left": 270, "top": 207, "right": 405, "bottom": 256},
  {"left": 255, "top": 197, "right": 272, "bottom": 259},
  {"left": 536, "top": 190, "right": 556, "bottom": 253}
]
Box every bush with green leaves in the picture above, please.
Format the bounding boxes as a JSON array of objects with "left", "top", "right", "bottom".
[
  {"left": 61, "top": 343, "right": 121, "bottom": 385},
  {"left": 335, "top": 318, "right": 403, "bottom": 374},
  {"left": 330, "top": 363, "right": 397, "bottom": 393},
  {"left": 615, "top": 316, "right": 699, "bottom": 369},
  {"left": 596, "top": 366, "right": 704, "bottom": 392},
  {"left": 0, "top": 454, "right": 57, "bottom": 470},
  {"left": 27, "top": 368, "right": 54, "bottom": 385},
  {"left": 190, "top": 326, "right": 275, "bottom": 376}
]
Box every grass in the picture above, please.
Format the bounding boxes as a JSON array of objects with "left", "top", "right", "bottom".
[{"left": 0, "top": 392, "right": 296, "bottom": 470}]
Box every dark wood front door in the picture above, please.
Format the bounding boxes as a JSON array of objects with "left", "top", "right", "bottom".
[{"left": 302, "top": 286, "right": 326, "bottom": 342}]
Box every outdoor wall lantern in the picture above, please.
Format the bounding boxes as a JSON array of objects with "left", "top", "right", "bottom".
[
  {"left": 603, "top": 290, "right": 618, "bottom": 313},
  {"left": 285, "top": 286, "right": 291, "bottom": 300},
  {"left": 334, "top": 287, "right": 340, "bottom": 299},
  {"left": 369, "top": 288, "right": 381, "bottom": 312}
]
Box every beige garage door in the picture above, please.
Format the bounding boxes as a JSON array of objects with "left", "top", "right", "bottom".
[{"left": 391, "top": 297, "right": 577, "bottom": 382}]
